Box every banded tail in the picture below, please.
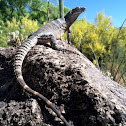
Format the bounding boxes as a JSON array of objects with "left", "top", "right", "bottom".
[{"left": 13, "top": 37, "right": 70, "bottom": 126}]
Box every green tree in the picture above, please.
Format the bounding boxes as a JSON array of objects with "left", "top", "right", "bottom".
[
  {"left": 0, "top": 0, "right": 30, "bottom": 21},
  {"left": 29, "top": 0, "right": 59, "bottom": 23}
]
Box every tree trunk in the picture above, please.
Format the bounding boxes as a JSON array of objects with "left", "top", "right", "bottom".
[
  {"left": 47, "top": 0, "right": 50, "bottom": 22},
  {"left": 59, "top": 0, "right": 64, "bottom": 18}
]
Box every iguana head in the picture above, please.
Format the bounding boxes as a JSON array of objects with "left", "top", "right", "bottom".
[{"left": 64, "top": 7, "right": 86, "bottom": 27}]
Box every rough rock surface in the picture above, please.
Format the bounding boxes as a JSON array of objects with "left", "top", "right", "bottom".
[{"left": 0, "top": 40, "right": 126, "bottom": 126}]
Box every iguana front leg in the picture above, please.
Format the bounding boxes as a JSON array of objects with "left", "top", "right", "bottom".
[
  {"left": 49, "top": 34, "right": 79, "bottom": 55},
  {"left": 67, "top": 27, "right": 72, "bottom": 44}
]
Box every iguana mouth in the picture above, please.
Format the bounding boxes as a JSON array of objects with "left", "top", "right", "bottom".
[{"left": 72, "top": 7, "right": 86, "bottom": 14}]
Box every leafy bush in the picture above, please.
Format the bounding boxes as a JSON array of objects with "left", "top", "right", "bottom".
[{"left": 0, "top": 17, "right": 39, "bottom": 47}]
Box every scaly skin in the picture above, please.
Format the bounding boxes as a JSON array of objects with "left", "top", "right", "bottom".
[{"left": 14, "top": 7, "right": 86, "bottom": 126}]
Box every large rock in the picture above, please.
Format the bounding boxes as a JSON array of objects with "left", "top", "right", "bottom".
[{"left": 0, "top": 40, "right": 126, "bottom": 126}]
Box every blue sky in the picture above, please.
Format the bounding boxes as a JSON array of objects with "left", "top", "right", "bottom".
[{"left": 51, "top": 0, "right": 126, "bottom": 27}]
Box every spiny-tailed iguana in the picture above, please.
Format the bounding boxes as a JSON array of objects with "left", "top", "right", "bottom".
[{"left": 13, "top": 7, "right": 86, "bottom": 126}]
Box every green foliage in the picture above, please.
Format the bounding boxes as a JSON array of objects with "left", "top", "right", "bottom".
[
  {"left": 0, "top": 0, "right": 29, "bottom": 21},
  {"left": 0, "top": 17, "right": 39, "bottom": 47},
  {"left": 0, "top": 0, "right": 69, "bottom": 24},
  {"left": 28, "top": 0, "right": 69, "bottom": 24},
  {"left": 68, "top": 17, "right": 107, "bottom": 60},
  {"left": 28, "top": 0, "right": 47, "bottom": 23},
  {"left": 67, "top": 12, "right": 118, "bottom": 62}
]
